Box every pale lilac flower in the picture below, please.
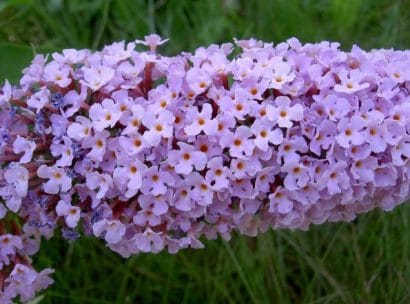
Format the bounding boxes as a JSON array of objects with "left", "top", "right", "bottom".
[
  {"left": 0, "top": 80, "right": 12, "bottom": 108},
  {"left": 50, "top": 136, "right": 74, "bottom": 167},
  {"left": 269, "top": 187, "right": 294, "bottom": 214},
  {"left": 20, "top": 54, "right": 45, "bottom": 88},
  {"left": 219, "top": 88, "right": 250, "bottom": 120},
  {"left": 186, "top": 68, "right": 212, "bottom": 95},
  {"left": 141, "top": 166, "right": 175, "bottom": 195},
  {"left": 230, "top": 157, "right": 261, "bottom": 179},
  {"left": 310, "top": 120, "right": 337, "bottom": 155},
  {"left": 113, "top": 158, "right": 146, "bottom": 198},
  {"left": 364, "top": 121, "right": 388, "bottom": 153},
  {"left": 374, "top": 164, "right": 397, "bottom": 187},
  {"left": 89, "top": 98, "right": 122, "bottom": 131},
  {"left": 277, "top": 137, "right": 308, "bottom": 164},
  {"left": 133, "top": 197, "right": 163, "bottom": 226},
  {"left": 205, "top": 157, "right": 230, "bottom": 190},
  {"left": 27, "top": 87, "right": 50, "bottom": 112},
  {"left": 194, "top": 135, "right": 223, "bottom": 159},
  {"left": 0, "top": 234, "right": 23, "bottom": 267},
  {"left": 174, "top": 183, "right": 194, "bottom": 211},
  {"left": 386, "top": 62, "right": 410, "bottom": 84},
  {"left": 391, "top": 137, "right": 410, "bottom": 166},
  {"left": 67, "top": 116, "right": 93, "bottom": 141},
  {"left": 117, "top": 58, "right": 144, "bottom": 86},
  {"left": 118, "top": 134, "right": 146, "bottom": 156},
  {"left": 167, "top": 142, "right": 207, "bottom": 175},
  {"left": 12, "top": 136, "right": 36, "bottom": 164},
  {"left": 81, "top": 65, "right": 115, "bottom": 91},
  {"left": 334, "top": 69, "right": 369, "bottom": 94},
  {"left": 103, "top": 41, "right": 135, "bottom": 64},
  {"left": 121, "top": 104, "right": 145, "bottom": 135},
  {"left": 220, "top": 126, "right": 254, "bottom": 158},
  {"left": 86, "top": 172, "right": 113, "bottom": 199},
  {"left": 0, "top": 185, "right": 23, "bottom": 213},
  {"left": 241, "top": 77, "right": 270, "bottom": 100},
  {"left": 335, "top": 116, "right": 365, "bottom": 148},
  {"left": 56, "top": 200, "right": 81, "bottom": 228},
  {"left": 134, "top": 229, "right": 164, "bottom": 253},
  {"left": 4, "top": 163, "right": 29, "bottom": 200},
  {"left": 282, "top": 160, "right": 310, "bottom": 190},
  {"left": 83, "top": 130, "right": 110, "bottom": 162},
  {"left": 266, "top": 96, "right": 304, "bottom": 128},
  {"left": 266, "top": 61, "right": 296, "bottom": 90},
  {"left": 63, "top": 85, "right": 88, "bottom": 117},
  {"left": 229, "top": 178, "right": 254, "bottom": 199},
  {"left": 350, "top": 156, "right": 378, "bottom": 183},
  {"left": 37, "top": 165, "right": 71, "bottom": 194},
  {"left": 213, "top": 112, "right": 236, "bottom": 138},
  {"left": 389, "top": 103, "right": 410, "bottom": 127},
  {"left": 376, "top": 78, "right": 399, "bottom": 100},
  {"left": 346, "top": 144, "right": 371, "bottom": 160},
  {"left": 189, "top": 172, "right": 214, "bottom": 206},
  {"left": 93, "top": 219, "right": 126, "bottom": 244},
  {"left": 142, "top": 110, "right": 175, "bottom": 146},
  {"left": 52, "top": 48, "right": 87, "bottom": 64},
  {"left": 110, "top": 89, "right": 135, "bottom": 119},
  {"left": 135, "top": 34, "right": 168, "bottom": 51},
  {"left": 184, "top": 104, "right": 218, "bottom": 136},
  {"left": 319, "top": 161, "right": 350, "bottom": 195},
  {"left": 43, "top": 61, "right": 72, "bottom": 87},
  {"left": 251, "top": 118, "right": 283, "bottom": 151},
  {"left": 230, "top": 57, "right": 255, "bottom": 80},
  {"left": 254, "top": 166, "right": 279, "bottom": 193},
  {"left": 147, "top": 86, "right": 175, "bottom": 113},
  {"left": 5, "top": 264, "right": 53, "bottom": 303},
  {"left": 320, "top": 94, "right": 351, "bottom": 121}
]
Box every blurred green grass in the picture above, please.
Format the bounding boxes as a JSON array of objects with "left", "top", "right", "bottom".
[{"left": 1, "top": 0, "right": 410, "bottom": 303}]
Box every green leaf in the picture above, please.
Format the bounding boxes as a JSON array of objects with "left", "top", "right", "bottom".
[
  {"left": 0, "top": 42, "right": 35, "bottom": 84},
  {"left": 0, "top": 42, "right": 64, "bottom": 84}
]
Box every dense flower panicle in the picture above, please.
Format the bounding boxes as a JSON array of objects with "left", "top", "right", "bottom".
[{"left": 1, "top": 34, "right": 410, "bottom": 302}]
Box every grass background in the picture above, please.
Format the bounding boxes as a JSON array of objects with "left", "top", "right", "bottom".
[{"left": 0, "top": 0, "right": 409, "bottom": 303}]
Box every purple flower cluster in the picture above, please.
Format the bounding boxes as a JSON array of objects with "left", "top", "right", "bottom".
[{"left": 1, "top": 34, "right": 410, "bottom": 302}]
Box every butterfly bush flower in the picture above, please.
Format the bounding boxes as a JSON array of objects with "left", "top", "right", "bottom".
[
  {"left": 12, "top": 136, "right": 36, "bottom": 164},
  {"left": 1, "top": 35, "right": 410, "bottom": 302},
  {"left": 89, "top": 98, "right": 122, "bottom": 131},
  {"left": 251, "top": 118, "right": 283, "bottom": 151},
  {"left": 56, "top": 200, "right": 81, "bottom": 228},
  {"left": 184, "top": 104, "right": 218, "bottom": 136},
  {"left": 81, "top": 65, "right": 115, "bottom": 91},
  {"left": 0, "top": 80, "right": 12, "bottom": 108},
  {"left": 221, "top": 126, "right": 254, "bottom": 158},
  {"left": 37, "top": 165, "right": 71, "bottom": 194},
  {"left": 93, "top": 219, "right": 126, "bottom": 244},
  {"left": 113, "top": 158, "right": 146, "bottom": 198},
  {"left": 27, "top": 87, "right": 50, "bottom": 112},
  {"left": 1, "top": 163, "right": 29, "bottom": 212},
  {"left": 142, "top": 110, "right": 175, "bottom": 146},
  {"left": 266, "top": 61, "right": 296, "bottom": 89},
  {"left": 334, "top": 69, "right": 369, "bottom": 94},
  {"left": 86, "top": 171, "right": 113, "bottom": 199},
  {"left": 50, "top": 136, "right": 74, "bottom": 167},
  {"left": 167, "top": 142, "right": 207, "bottom": 175},
  {"left": 267, "top": 96, "right": 304, "bottom": 128}
]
